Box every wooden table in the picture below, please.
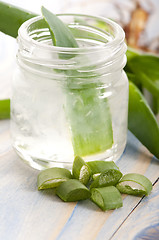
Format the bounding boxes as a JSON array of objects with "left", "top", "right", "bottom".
[
  {"left": 1, "top": 121, "right": 159, "bottom": 240},
  {"left": 0, "top": 2, "right": 159, "bottom": 239}
]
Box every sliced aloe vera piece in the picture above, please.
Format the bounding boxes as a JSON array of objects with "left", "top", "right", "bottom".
[
  {"left": 37, "top": 167, "right": 72, "bottom": 190},
  {"left": 90, "top": 169, "right": 122, "bottom": 189},
  {"left": 72, "top": 156, "right": 91, "bottom": 185},
  {"left": 91, "top": 186, "right": 123, "bottom": 211},
  {"left": 56, "top": 179, "right": 91, "bottom": 202},
  {"left": 116, "top": 173, "right": 152, "bottom": 196},
  {"left": 87, "top": 161, "right": 119, "bottom": 175}
]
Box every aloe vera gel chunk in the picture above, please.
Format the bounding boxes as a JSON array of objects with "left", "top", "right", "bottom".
[
  {"left": 116, "top": 173, "right": 152, "bottom": 196},
  {"left": 37, "top": 157, "right": 153, "bottom": 211},
  {"left": 91, "top": 186, "right": 123, "bottom": 211},
  {"left": 72, "top": 156, "right": 91, "bottom": 185},
  {"left": 37, "top": 167, "right": 72, "bottom": 190},
  {"left": 87, "top": 160, "right": 122, "bottom": 188},
  {"left": 11, "top": 8, "right": 128, "bottom": 169},
  {"left": 56, "top": 179, "right": 91, "bottom": 202}
]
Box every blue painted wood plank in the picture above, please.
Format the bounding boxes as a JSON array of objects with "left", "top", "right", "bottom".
[
  {"left": 111, "top": 180, "right": 159, "bottom": 240},
  {"left": 53, "top": 132, "right": 159, "bottom": 240},
  {"left": 0, "top": 126, "right": 158, "bottom": 240}
]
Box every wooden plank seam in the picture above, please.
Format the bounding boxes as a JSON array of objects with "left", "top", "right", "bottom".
[{"left": 109, "top": 177, "right": 159, "bottom": 240}]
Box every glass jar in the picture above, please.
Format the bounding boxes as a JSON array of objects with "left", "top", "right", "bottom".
[{"left": 11, "top": 14, "right": 128, "bottom": 170}]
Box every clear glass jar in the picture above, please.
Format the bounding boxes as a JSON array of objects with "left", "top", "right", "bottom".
[{"left": 11, "top": 14, "right": 128, "bottom": 170}]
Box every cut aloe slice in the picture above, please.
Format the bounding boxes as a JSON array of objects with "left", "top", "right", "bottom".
[
  {"left": 87, "top": 161, "right": 119, "bottom": 174},
  {"left": 37, "top": 167, "right": 72, "bottom": 190},
  {"left": 56, "top": 179, "right": 91, "bottom": 202},
  {"left": 116, "top": 173, "right": 152, "bottom": 196},
  {"left": 90, "top": 169, "right": 122, "bottom": 189},
  {"left": 91, "top": 186, "right": 123, "bottom": 211},
  {"left": 72, "top": 156, "right": 91, "bottom": 185}
]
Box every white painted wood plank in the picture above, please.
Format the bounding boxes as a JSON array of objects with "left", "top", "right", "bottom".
[{"left": 0, "top": 149, "right": 77, "bottom": 240}]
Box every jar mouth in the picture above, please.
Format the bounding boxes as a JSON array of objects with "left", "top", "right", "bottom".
[
  {"left": 17, "top": 13, "right": 127, "bottom": 79},
  {"left": 18, "top": 13, "right": 125, "bottom": 53}
]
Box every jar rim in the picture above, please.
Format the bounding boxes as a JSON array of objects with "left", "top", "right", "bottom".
[{"left": 18, "top": 13, "right": 125, "bottom": 53}]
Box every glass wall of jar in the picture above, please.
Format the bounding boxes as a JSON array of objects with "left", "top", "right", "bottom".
[{"left": 11, "top": 14, "right": 128, "bottom": 170}]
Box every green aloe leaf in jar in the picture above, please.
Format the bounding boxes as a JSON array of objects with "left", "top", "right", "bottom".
[{"left": 41, "top": 6, "right": 114, "bottom": 157}]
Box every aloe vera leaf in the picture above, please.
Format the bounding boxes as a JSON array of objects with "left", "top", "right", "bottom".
[
  {"left": 153, "top": 96, "right": 159, "bottom": 115},
  {"left": 126, "top": 72, "right": 143, "bottom": 92},
  {"left": 66, "top": 86, "right": 113, "bottom": 156},
  {"left": 41, "top": 6, "right": 78, "bottom": 48},
  {"left": 136, "top": 72, "right": 159, "bottom": 98},
  {"left": 42, "top": 7, "right": 113, "bottom": 156},
  {"left": 128, "top": 81, "right": 159, "bottom": 159},
  {"left": 0, "top": 1, "right": 37, "bottom": 38},
  {"left": 126, "top": 47, "right": 140, "bottom": 61},
  {"left": 126, "top": 54, "right": 159, "bottom": 98},
  {"left": 56, "top": 179, "right": 91, "bottom": 202},
  {"left": 128, "top": 54, "right": 159, "bottom": 80},
  {"left": 0, "top": 99, "right": 10, "bottom": 119}
]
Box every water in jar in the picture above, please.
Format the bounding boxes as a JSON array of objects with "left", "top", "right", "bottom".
[{"left": 11, "top": 17, "right": 128, "bottom": 170}]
